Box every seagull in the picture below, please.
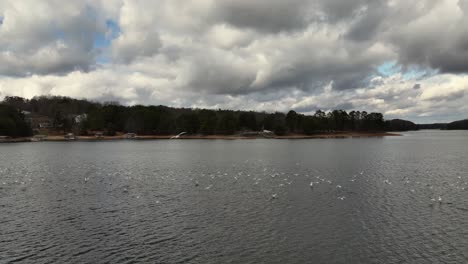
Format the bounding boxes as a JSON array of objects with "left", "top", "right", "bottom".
[
  {"left": 195, "top": 181, "right": 199, "bottom": 187},
  {"left": 309, "top": 182, "right": 314, "bottom": 188},
  {"left": 170, "top": 131, "right": 187, "bottom": 139},
  {"left": 336, "top": 185, "right": 342, "bottom": 189},
  {"left": 337, "top": 196, "right": 346, "bottom": 200},
  {"left": 271, "top": 194, "right": 278, "bottom": 199},
  {"left": 438, "top": 196, "right": 442, "bottom": 203}
]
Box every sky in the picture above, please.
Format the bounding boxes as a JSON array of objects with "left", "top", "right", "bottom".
[{"left": 1, "top": 0, "right": 468, "bottom": 123}]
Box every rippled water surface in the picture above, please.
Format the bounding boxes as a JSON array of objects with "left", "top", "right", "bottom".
[{"left": 1, "top": 130, "right": 468, "bottom": 263}]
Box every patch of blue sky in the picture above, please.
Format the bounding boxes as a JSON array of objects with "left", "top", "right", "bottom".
[
  {"left": 377, "top": 60, "right": 401, "bottom": 77},
  {"left": 53, "top": 30, "right": 65, "bottom": 40},
  {"left": 402, "top": 67, "right": 438, "bottom": 80},
  {"left": 376, "top": 60, "right": 438, "bottom": 80},
  {"left": 94, "top": 20, "right": 120, "bottom": 64}
]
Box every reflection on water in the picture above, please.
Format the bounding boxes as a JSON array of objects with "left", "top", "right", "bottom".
[{"left": 1, "top": 130, "right": 468, "bottom": 263}]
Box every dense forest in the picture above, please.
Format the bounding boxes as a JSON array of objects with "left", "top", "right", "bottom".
[
  {"left": 0, "top": 104, "right": 32, "bottom": 137},
  {"left": 0, "top": 95, "right": 420, "bottom": 137}
]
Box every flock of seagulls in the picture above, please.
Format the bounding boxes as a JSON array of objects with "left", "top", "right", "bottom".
[
  {"left": 1, "top": 160, "right": 467, "bottom": 208},
  {"left": 183, "top": 161, "right": 468, "bottom": 206}
]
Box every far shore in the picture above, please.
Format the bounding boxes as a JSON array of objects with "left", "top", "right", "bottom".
[{"left": 0, "top": 132, "right": 401, "bottom": 143}]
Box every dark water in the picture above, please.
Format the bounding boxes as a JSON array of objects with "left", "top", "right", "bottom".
[{"left": 1, "top": 130, "right": 468, "bottom": 263}]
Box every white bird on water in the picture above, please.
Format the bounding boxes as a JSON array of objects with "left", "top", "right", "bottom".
[
  {"left": 271, "top": 194, "right": 278, "bottom": 199},
  {"left": 337, "top": 196, "right": 346, "bottom": 200},
  {"left": 170, "top": 131, "right": 187, "bottom": 139},
  {"left": 309, "top": 182, "right": 314, "bottom": 188}
]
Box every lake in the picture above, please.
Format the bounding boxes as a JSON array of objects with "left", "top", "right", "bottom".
[{"left": 1, "top": 130, "right": 468, "bottom": 263}]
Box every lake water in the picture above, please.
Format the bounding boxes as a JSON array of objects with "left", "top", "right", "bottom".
[{"left": 1, "top": 130, "right": 468, "bottom": 263}]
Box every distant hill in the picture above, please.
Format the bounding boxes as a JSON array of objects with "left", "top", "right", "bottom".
[
  {"left": 446, "top": 119, "right": 468, "bottom": 130},
  {"left": 417, "top": 123, "right": 448, "bottom": 130},
  {"left": 385, "top": 119, "right": 419, "bottom": 131}
]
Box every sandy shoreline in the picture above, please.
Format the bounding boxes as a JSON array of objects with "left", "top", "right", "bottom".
[{"left": 0, "top": 132, "right": 401, "bottom": 143}]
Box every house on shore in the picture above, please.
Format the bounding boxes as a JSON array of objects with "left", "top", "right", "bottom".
[
  {"left": 23, "top": 113, "right": 53, "bottom": 129},
  {"left": 94, "top": 132, "right": 104, "bottom": 138},
  {"left": 64, "top": 133, "right": 76, "bottom": 140},
  {"left": 125, "top": 133, "right": 137, "bottom": 139}
]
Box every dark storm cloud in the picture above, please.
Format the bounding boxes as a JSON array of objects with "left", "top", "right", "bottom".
[
  {"left": 320, "top": 0, "right": 383, "bottom": 22},
  {"left": 385, "top": 1, "right": 468, "bottom": 74},
  {"left": 213, "top": 0, "right": 313, "bottom": 33},
  {"left": 344, "top": 1, "right": 388, "bottom": 42}
]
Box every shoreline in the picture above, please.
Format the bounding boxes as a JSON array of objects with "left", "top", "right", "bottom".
[{"left": 0, "top": 132, "right": 401, "bottom": 143}]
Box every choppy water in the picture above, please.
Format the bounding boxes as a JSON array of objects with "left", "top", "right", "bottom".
[{"left": 1, "top": 130, "right": 468, "bottom": 263}]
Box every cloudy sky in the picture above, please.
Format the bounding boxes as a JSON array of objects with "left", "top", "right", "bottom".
[{"left": 1, "top": 0, "right": 468, "bottom": 123}]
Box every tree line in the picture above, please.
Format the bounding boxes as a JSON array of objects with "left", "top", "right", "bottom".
[{"left": 0, "top": 96, "right": 417, "bottom": 137}]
